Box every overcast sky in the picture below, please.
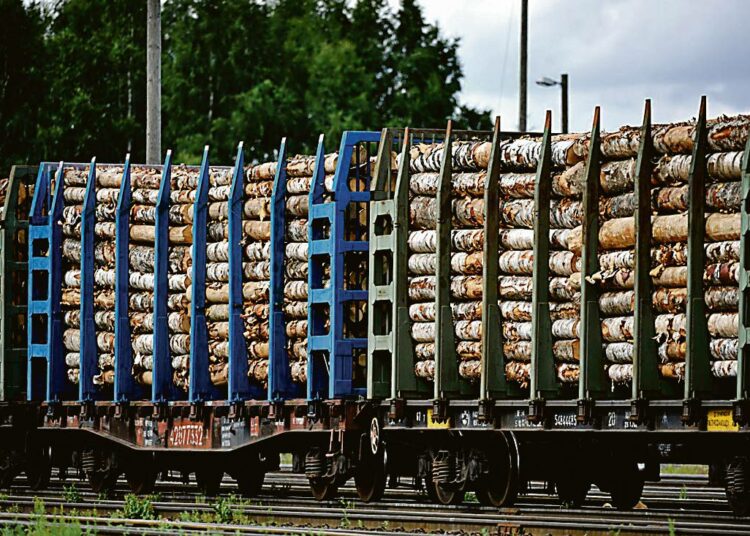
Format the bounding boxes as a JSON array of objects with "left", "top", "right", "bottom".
[{"left": 396, "top": 0, "right": 750, "bottom": 133}]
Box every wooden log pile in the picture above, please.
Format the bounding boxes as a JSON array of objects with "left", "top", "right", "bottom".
[
  {"left": 61, "top": 166, "right": 88, "bottom": 384},
  {"left": 570, "top": 114, "right": 749, "bottom": 384},
  {"left": 406, "top": 141, "right": 489, "bottom": 382},
  {"left": 497, "top": 137, "right": 584, "bottom": 387},
  {"left": 91, "top": 167, "right": 122, "bottom": 386},
  {"left": 242, "top": 161, "right": 274, "bottom": 386},
  {"left": 578, "top": 146, "right": 641, "bottom": 385},
  {"left": 404, "top": 137, "right": 584, "bottom": 386},
  {"left": 168, "top": 165, "right": 197, "bottom": 391},
  {"left": 126, "top": 166, "right": 163, "bottom": 386},
  {"left": 204, "top": 167, "right": 233, "bottom": 386},
  {"left": 283, "top": 155, "right": 314, "bottom": 384},
  {"left": 0, "top": 175, "right": 34, "bottom": 231}
]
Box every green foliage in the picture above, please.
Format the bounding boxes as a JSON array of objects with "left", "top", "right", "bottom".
[
  {"left": 212, "top": 497, "right": 233, "bottom": 523},
  {"left": 38, "top": 0, "right": 147, "bottom": 163},
  {"left": 5, "top": 496, "right": 90, "bottom": 536},
  {"left": 121, "top": 493, "right": 155, "bottom": 520},
  {"left": 0, "top": 520, "right": 87, "bottom": 536},
  {"left": 32, "top": 497, "right": 45, "bottom": 515},
  {"left": 0, "top": 0, "right": 47, "bottom": 170},
  {"left": 63, "top": 483, "right": 82, "bottom": 503},
  {"left": 0, "top": 0, "right": 488, "bottom": 172}
]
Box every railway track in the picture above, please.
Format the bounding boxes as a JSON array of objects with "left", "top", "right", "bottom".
[{"left": 0, "top": 472, "right": 747, "bottom": 535}]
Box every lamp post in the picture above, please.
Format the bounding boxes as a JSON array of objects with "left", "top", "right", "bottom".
[{"left": 536, "top": 74, "right": 568, "bottom": 133}]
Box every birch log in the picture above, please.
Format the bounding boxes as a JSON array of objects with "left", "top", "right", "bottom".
[
  {"left": 61, "top": 167, "right": 89, "bottom": 384},
  {"left": 128, "top": 166, "right": 163, "bottom": 385},
  {"left": 166, "top": 166, "right": 200, "bottom": 391},
  {"left": 201, "top": 168, "right": 233, "bottom": 386},
  {"left": 92, "top": 167, "right": 122, "bottom": 386},
  {"left": 568, "top": 213, "right": 740, "bottom": 254}
]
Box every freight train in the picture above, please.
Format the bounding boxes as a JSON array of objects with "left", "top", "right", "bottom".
[{"left": 2, "top": 97, "right": 750, "bottom": 514}]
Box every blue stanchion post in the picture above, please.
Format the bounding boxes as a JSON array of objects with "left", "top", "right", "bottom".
[
  {"left": 307, "top": 135, "right": 331, "bottom": 401},
  {"left": 78, "top": 159, "right": 98, "bottom": 402},
  {"left": 269, "top": 138, "right": 304, "bottom": 401},
  {"left": 152, "top": 151, "right": 176, "bottom": 403},
  {"left": 27, "top": 163, "right": 59, "bottom": 401},
  {"left": 228, "top": 142, "right": 260, "bottom": 401},
  {"left": 114, "top": 156, "right": 151, "bottom": 402},
  {"left": 189, "top": 146, "right": 223, "bottom": 402}
]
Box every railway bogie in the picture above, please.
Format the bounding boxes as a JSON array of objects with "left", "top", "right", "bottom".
[{"left": 0, "top": 97, "right": 749, "bottom": 515}]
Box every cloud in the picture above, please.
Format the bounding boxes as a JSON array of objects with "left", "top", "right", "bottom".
[{"left": 393, "top": 0, "right": 750, "bottom": 132}]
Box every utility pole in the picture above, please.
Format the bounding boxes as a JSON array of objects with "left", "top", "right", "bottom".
[
  {"left": 518, "top": 0, "right": 528, "bottom": 132},
  {"left": 146, "top": 0, "right": 162, "bottom": 164},
  {"left": 561, "top": 73, "right": 569, "bottom": 134}
]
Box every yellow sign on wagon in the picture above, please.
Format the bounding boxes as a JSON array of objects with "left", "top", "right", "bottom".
[
  {"left": 707, "top": 409, "right": 739, "bottom": 431},
  {"left": 426, "top": 409, "right": 450, "bottom": 429}
]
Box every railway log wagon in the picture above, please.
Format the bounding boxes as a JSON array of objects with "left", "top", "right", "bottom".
[{"left": 2, "top": 98, "right": 750, "bottom": 514}]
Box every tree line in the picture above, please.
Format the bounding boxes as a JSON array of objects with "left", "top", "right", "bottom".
[{"left": 0, "top": 0, "right": 490, "bottom": 171}]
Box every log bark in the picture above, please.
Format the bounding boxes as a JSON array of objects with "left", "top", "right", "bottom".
[
  {"left": 568, "top": 213, "right": 740, "bottom": 254},
  {"left": 608, "top": 364, "right": 632, "bottom": 384},
  {"left": 505, "top": 361, "right": 529, "bottom": 387}
]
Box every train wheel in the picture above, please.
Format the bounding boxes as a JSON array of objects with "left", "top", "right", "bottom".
[
  {"left": 236, "top": 467, "right": 265, "bottom": 498},
  {"left": 124, "top": 455, "right": 158, "bottom": 494},
  {"left": 608, "top": 460, "right": 643, "bottom": 510},
  {"left": 354, "top": 460, "right": 386, "bottom": 502},
  {"left": 476, "top": 478, "right": 518, "bottom": 507},
  {"left": 726, "top": 457, "right": 750, "bottom": 516},
  {"left": 355, "top": 421, "right": 386, "bottom": 503},
  {"left": 309, "top": 479, "right": 338, "bottom": 501},
  {"left": 83, "top": 449, "right": 119, "bottom": 495},
  {"left": 476, "top": 434, "right": 519, "bottom": 507},
  {"left": 25, "top": 447, "right": 51, "bottom": 491},
  {"left": 426, "top": 477, "right": 465, "bottom": 505}
]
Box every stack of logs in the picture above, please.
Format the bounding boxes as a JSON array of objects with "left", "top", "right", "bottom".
[
  {"left": 284, "top": 154, "right": 321, "bottom": 385},
  {"left": 404, "top": 138, "right": 585, "bottom": 387},
  {"left": 167, "top": 165, "right": 196, "bottom": 391},
  {"left": 129, "top": 166, "right": 163, "bottom": 386},
  {"left": 91, "top": 167, "right": 121, "bottom": 386},
  {"left": 407, "top": 141, "right": 490, "bottom": 382},
  {"left": 569, "top": 114, "right": 749, "bottom": 384},
  {"left": 496, "top": 137, "right": 583, "bottom": 387},
  {"left": 242, "top": 160, "right": 275, "bottom": 386},
  {"left": 569, "top": 144, "right": 643, "bottom": 386},
  {"left": 204, "top": 167, "right": 233, "bottom": 386},
  {"left": 61, "top": 166, "right": 87, "bottom": 384}
]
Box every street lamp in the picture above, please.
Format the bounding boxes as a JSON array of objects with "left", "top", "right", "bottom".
[{"left": 536, "top": 74, "right": 568, "bottom": 133}]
